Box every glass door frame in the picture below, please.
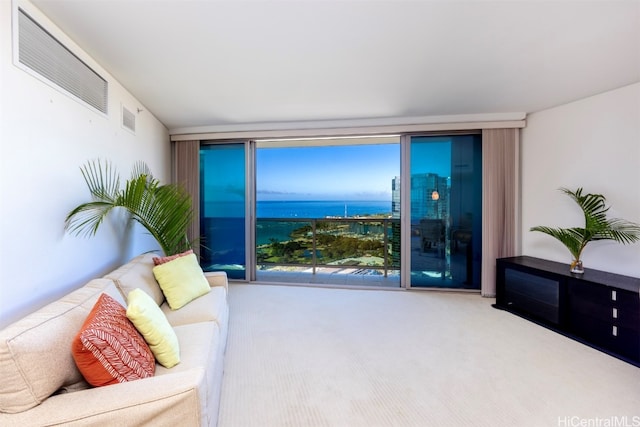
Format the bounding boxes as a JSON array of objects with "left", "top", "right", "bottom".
[
  {"left": 246, "top": 139, "right": 256, "bottom": 282},
  {"left": 400, "top": 134, "right": 411, "bottom": 289},
  {"left": 200, "top": 139, "right": 253, "bottom": 281}
]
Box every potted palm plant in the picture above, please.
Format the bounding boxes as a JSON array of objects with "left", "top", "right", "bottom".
[
  {"left": 530, "top": 187, "right": 640, "bottom": 274},
  {"left": 65, "top": 159, "right": 194, "bottom": 256}
]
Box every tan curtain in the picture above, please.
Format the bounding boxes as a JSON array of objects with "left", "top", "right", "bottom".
[
  {"left": 173, "top": 140, "right": 200, "bottom": 257},
  {"left": 481, "top": 129, "right": 519, "bottom": 297}
]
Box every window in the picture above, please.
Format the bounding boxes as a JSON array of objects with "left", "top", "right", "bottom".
[{"left": 255, "top": 139, "right": 400, "bottom": 286}]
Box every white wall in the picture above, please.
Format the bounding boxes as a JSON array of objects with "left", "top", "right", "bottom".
[
  {"left": 0, "top": 1, "right": 170, "bottom": 328},
  {"left": 521, "top": 83, "right": 640, "bottom": 278}
]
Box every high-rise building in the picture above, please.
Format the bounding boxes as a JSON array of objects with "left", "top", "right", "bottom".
[
  {"left": 391, "top": 176, "right": 401, "bottom": 219},
  {"left": 410, "top": 173, "right": 449, "bottom": 221},
  {"left": 391, "top": 172, "right": 451, "bottom": 221}
]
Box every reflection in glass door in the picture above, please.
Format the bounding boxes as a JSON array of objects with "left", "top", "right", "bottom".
[
  {"left": 409, "top": 135, "right": 482, "bottom": 289},
  {"left": 200, "top": 143, "right": 247, "bottom": 279}
]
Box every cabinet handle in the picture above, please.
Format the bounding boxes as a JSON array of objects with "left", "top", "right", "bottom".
[
  {"left": 611, "top": 290, "right": 617, "bottom": 301},
  {"left": 612, "top": 308, "right": 618, "bottom": 319},
  {"left": 612, "top": 325, "right": 618, "bottom": 336}
]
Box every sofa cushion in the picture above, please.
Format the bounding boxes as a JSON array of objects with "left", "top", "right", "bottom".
[
  {"left": 152, "top": 254, "right": 210, "bottom": 310},
  {"left": 162, "top": 286, "right": 227, "bottom": 328},
  {"left": 154, "top": 321, "right": 224, "bottom": 427},
  {"left": 72, "top": 293, "right": 155, "bottom": 387},
  {"left": 153, "top": 249, "right": 193, "bottom": 266},
  {"left": 105, "top": 253, "right": 165, "bottom": 306},
  {"left": 126, "top": 289, "right": 180, "bottom": 368},
  {"left": 0, "top": 279, "right": 124, "bottom": 413}
]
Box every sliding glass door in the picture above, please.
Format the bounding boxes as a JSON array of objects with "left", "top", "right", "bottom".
[
  {"left": 197, "top": 133, "right": 482, "bottom": 289},
  {"left": 200, "top": 143, "right": 247, "bottom": 279},
  {"left": 408, "top": 135, "right": 482, "bottom": 289}
]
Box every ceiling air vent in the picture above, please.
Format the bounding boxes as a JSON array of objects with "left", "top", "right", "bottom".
[
  {"left": 18, "top": 8, "right": 108, "bottom": 114},
  {"left": 122, "top": 106, "right": 136, "bottom": 133}
]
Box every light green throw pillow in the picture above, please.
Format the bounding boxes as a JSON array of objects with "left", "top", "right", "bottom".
[
  {"left": 152, "top": 253, "right": 210, "bottom": 310},
  {"left": 126, "top": 288, "right": 180, "bottom": 368}
]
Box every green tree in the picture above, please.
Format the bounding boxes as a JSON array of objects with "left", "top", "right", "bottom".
[{"left": 269, "top": 239, "right": 285, "bottom": 257}]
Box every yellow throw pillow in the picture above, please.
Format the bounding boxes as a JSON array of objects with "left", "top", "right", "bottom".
[
  {"left": 126, "top": 288, "right": 180, "bottom": 368},
  {"left": 152, "top": 253, "right": 211, "bottom": 310}
]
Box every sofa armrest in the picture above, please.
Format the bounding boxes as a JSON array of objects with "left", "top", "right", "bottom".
[{"left": 204, "top": 271, "right": 228, "bottom": 291}]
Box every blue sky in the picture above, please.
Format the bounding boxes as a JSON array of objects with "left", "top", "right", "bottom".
[{"left": 257, "top": 144, "right": 400, "bottom": 201}]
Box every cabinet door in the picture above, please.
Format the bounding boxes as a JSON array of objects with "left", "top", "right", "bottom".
[
  {"left": 569, "top": 280, "right": 611, "bottom": 322},
  {"left": 502, "top": 267, "right": 561, "bottom": 325}
]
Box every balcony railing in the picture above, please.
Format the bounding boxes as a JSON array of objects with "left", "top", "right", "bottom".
[{"left": 256, "top": 217, "right": 400, "bottom": 277}]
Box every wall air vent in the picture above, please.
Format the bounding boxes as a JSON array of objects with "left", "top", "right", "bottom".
[
  {"left": 18, "top": 8, "right": 108, "bottom": 114},
  {"left": 122, "top": 106, "right": 136, "bottom": 133}
]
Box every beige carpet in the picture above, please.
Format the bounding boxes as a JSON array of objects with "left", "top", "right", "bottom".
[{"left": 218, "top": 284, "right": 640, "bottom": 427}]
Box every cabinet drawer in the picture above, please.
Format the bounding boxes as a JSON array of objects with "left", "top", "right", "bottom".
[
  {"left": 610, "top": 331, "right": 640, "bottom": 361},
  {"left": 569, "top": 312, "right": 640, "bottom": 361},
  {"left": 570, "top": 297, "right": 639, "bottom": 330},
  {"left": 611, "top": 306, "right": 640, "bottom": 331},
  {"left": 569, "top": 282, "right": 640, "bottom": 330},
  {"left": 610, "top": 289, "right": 640, "bottom": 331},
  {"left": 570, "top": 280, "right": 639, "bottom": 308},
  {"left": 611, "top": 288, "right": 640, "bottom": 311}
]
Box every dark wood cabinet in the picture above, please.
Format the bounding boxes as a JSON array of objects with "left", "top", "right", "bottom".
[{"left": 495, "top": 256, "right": 640, "bottom": 366}]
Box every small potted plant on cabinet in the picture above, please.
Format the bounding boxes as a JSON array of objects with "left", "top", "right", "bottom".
[{"left": 530, "top": 187, "right": 640, "bottom": 274}]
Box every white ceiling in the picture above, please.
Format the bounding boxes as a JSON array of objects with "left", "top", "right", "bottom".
[{"left": 30, "top": 0, "right": 640, "bottom": 133}]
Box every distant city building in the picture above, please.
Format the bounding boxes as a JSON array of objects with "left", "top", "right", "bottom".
[
  {"left": 408, "top": 173, "right": 449, "bottom": 221},
  {"left": 392, "top": 173, "right": 450, "bottom": 221},
  {"left": 391, "top": 176, "right": 401, "bottom": 219}
]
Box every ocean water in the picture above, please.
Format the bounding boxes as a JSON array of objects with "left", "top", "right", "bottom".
[
  {"left": 202, "top": 200, "right": 393, "bottom": 257},
  {"left": 257, "top": 200, "right": 391, "bottom": 219}
]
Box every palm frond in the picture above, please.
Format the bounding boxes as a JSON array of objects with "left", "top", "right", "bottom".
[
  {"left": 65, "top": 159, "right": 195, "bottom": 255},
  {"left": 80, "top": 159, "right": 120, "bottom": 202},
  {"left": 64, "top": 201, "right": 118, "bottom": 237},
  {"left": 531, "top": 188, "right": 640, "bottom": 263},
  {"left": 125, "top": 180, "right": 194, "bottom": 254},
  {"left": 591, "top": 218, "right": 640, "bottom": 244},
  {"left": 131, "top": 161, "right": 154, "bottom": 182},
  {"left": 529, "top": 225, "right": 585, "bottom": 260}
]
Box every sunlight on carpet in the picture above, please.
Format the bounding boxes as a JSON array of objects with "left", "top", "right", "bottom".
[{"left": 218, "top": 284, "right": 640, "bottom": 427}]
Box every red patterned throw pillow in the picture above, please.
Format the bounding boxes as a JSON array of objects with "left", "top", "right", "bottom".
[
  {"left": 72, "top": 293, "right": 155, "bottom": 387},
  {"left": 152, "top": 249, "right": 194, "bottom": 266}
]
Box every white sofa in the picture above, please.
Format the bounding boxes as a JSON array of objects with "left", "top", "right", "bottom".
[{"left": 0, "top": 253, "right": 229, "bottom": 426}]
